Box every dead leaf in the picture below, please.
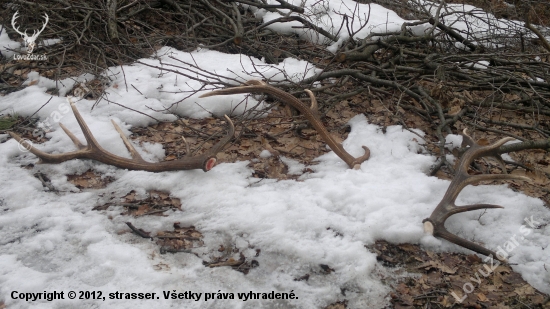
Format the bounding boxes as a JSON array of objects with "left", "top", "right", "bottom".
[
  {"left": 514, "top": 284, "right": 535, "bottom": 296},
  {"left": 477, "top": 293, "right": 488, "bottom": 301},
  {"left": 326, "top": 109, "right": 340, "bottom": 119},
  {"left": 156, "top": 122, "right": 172, "bottom": 131},
  {"left": 324, "top": 301, "right": 346, "bottom": 309},
  {"left": 448, "top": 105, "right": 461, "bottom": 115},
  {"left": 416, "top": 260, "right": 456, "bottom": 274},
  {"left": 477, "top": 138, "right": 490, "bottom": 146},
  {"left": 511, "top": 169, "right": 529, "bottom": 178},
  {"left": 207, "top": 257, "right": 245, "bottom": 268},
  {"left": 124, "top": 191, "right": 136, "bottom": 202},
  {"left": 396, "top": 283, "right": 410, "bottom": 295},
  {"left": 264, "top": 143, "right": 280, "bottom": 157},
  {"left": 67, "top": 170, "right": 114, "bottom": 189},
  {"left": 527, "top": 169, "right": 549, "bottom": 185},
  {"left": 440, "top": 295, "right": 453, "bottom": 307},
  {"left": 398, "top": 243, "right": 418, "bottom": 252},
  {"left": 134, "top": 205, "right": 150, "bottom": 216},
  {"left": 466, "top": 254, "right": 482, "bottom": 263}
]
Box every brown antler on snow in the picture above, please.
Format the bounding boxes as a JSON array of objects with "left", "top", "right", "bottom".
[
  {"left": 423, "top": 129, "right": 530, "bottom": 259},
  {"left": 9, "top": 100, "right": 234, "bottom": 172},
  {"left": 200, "top": 80, "right": 370, "bottom": 169}
]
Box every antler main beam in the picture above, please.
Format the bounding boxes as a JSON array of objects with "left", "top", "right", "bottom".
[
  {"left": 423, "top": 129, "right": 530, "bottom": 259},
  {"left": 9, "top": 100, "right": 234, "bottom": 172},
  {"left": 200, "top": 80, "right": 370, "bottom": 169}
]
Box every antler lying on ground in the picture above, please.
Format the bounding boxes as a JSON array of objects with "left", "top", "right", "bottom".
[
  {"left": 9, "top": 100, "right": 234, "bottom": 172},
  {"left": 423, "top": 129, "right": 530, "bottom": 260},
  {"left": 200, "top": 80, "right": 370, "bottom": 169}
]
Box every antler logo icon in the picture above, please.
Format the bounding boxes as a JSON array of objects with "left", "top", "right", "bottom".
[{"left": 11, "top": 11, "right": 49, "bottom": 54}]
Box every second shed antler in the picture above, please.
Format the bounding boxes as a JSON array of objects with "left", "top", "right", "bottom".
[
  {"left": 200, "top": 80, "right": 370, "bottom": 169},
  {"left": 9, "top": 99, "right": 234, "bottom": 172},
  {"left": 423, "top": 130, "right": 530, "bottom": 260}
]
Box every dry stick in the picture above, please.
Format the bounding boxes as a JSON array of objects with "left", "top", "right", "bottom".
[
  {"left": 430, "top": 108, "right": 469, "bottom": 176},
  {"left": 481, "top": 118, "right": 550, "bottom": 137},
  {"left": 156, "top": 235, "right": 201, "bottom": 240},
  {"left": 338, "top": 34, "right": 429, "bottom": 62},
  {"left": 101, "top": 97, "right": 161, "bottom": 122},
  {"left": 256, "top": 16, "right": 339, "bottom": 42},
  {"left": 200, "top": 0, "right": 240, "bottom": 44},
  {"left": 417, "top": 86, "right": 449, "bottom": 133},
  {"left": 301, "top": 69, "right": 426, "bottom": 104},
  {"left": 524, "top": 22, "right": 550, "bottom": 53},
  {"left": 159, "top": 0, "right": 185, "bottom": 13},
  {"left": 231, "top": 2, "right": 244, "bottom": 44},
  {"left": 465, "top": 121, "right": 527, "bottom": 142},
  {"left": 19, "top": 97, "right": 54, "bottom": 127},
  {"left": 106, "top": 0, "right": 119, "bottom": 43},
  {"left": 476, "top": 102, "right": 550, "bottom": 117},
  {"left": 496, "top": 138, "right": 550, "bottom": 154},
  {"left": 126, "top": 222, "right": 152, "bottom": 239},
  {"left": 230, "top": 0, "right": 304, "bottom": 14},
  {"left": 428, "top": 16, "right": 480, "bottom": 52},
  {"left": 116, "top": 0, "right": 139, "bottom": 13},
  {"left": 34, "top": 172, "right": 57, "bottom": 192}
]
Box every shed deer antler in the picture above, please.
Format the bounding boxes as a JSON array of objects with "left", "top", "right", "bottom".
[
  {"left": 11, "top": 11, "right": 49, "bottom": 53},
  {"left": 8, "top": 99, "right": 234, "bottom": 172},
  {"left": 200, "top": 80, "right": 370, "bottom": 169},
  {"left": 423, "top": 129, "right": 530, "bottom": 259}
]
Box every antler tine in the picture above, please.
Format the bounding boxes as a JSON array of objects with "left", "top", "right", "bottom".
[
  {"left": 200, "top": 80, "right": 370, "bottom": 169},
  {"left": 304, "top": 89, "right": 318, "bottom": 113},
  {"left": 110, "top": 119, "right": 146, "bottom": 163},
  {"left": 11, "top": 11, "right": 26, "bottom": 37},
  {"left": 208, "top": 115, "right": 235, "bottom": 154},
  {"left": 423, "top": 132, "right": 530, "bottom": 260},
  {"left": 66, "top": 97, "right": 105, "bottom": 151},
  {"left": 9, "top": 102, "right": 234, "bottom": 172},
  {"left": 460, "top": 128, "right": 476, "bottom": 147},
  {"left": 461, "top": 128, "right": 509, "bottom": 174},
  {"left": 181, "top": 136, "right": 191, "bottom": 157},
  {"left": 39, "top": 13, "right": 49, "bottom": 34},
  {"left": 29, "top": 13, "right": 48, "bottom": 39},
  {"left": 59, "top": 122, "right": 86, "bottom": 149}
]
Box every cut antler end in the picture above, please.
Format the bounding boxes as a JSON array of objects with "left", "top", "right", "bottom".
[
  {"left": 422, "top": 217, "right": 508, "bottom": 262},
  {"left": 423, "top": 219, "right": 434, "bottom": 235},
  {"left": 204, "top": 157, "right": 217, "bottom": 172}
]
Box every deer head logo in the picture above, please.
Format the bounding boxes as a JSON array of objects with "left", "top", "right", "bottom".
[{"left": 11, "top": 11, "right": 49, "bottom": 54}]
